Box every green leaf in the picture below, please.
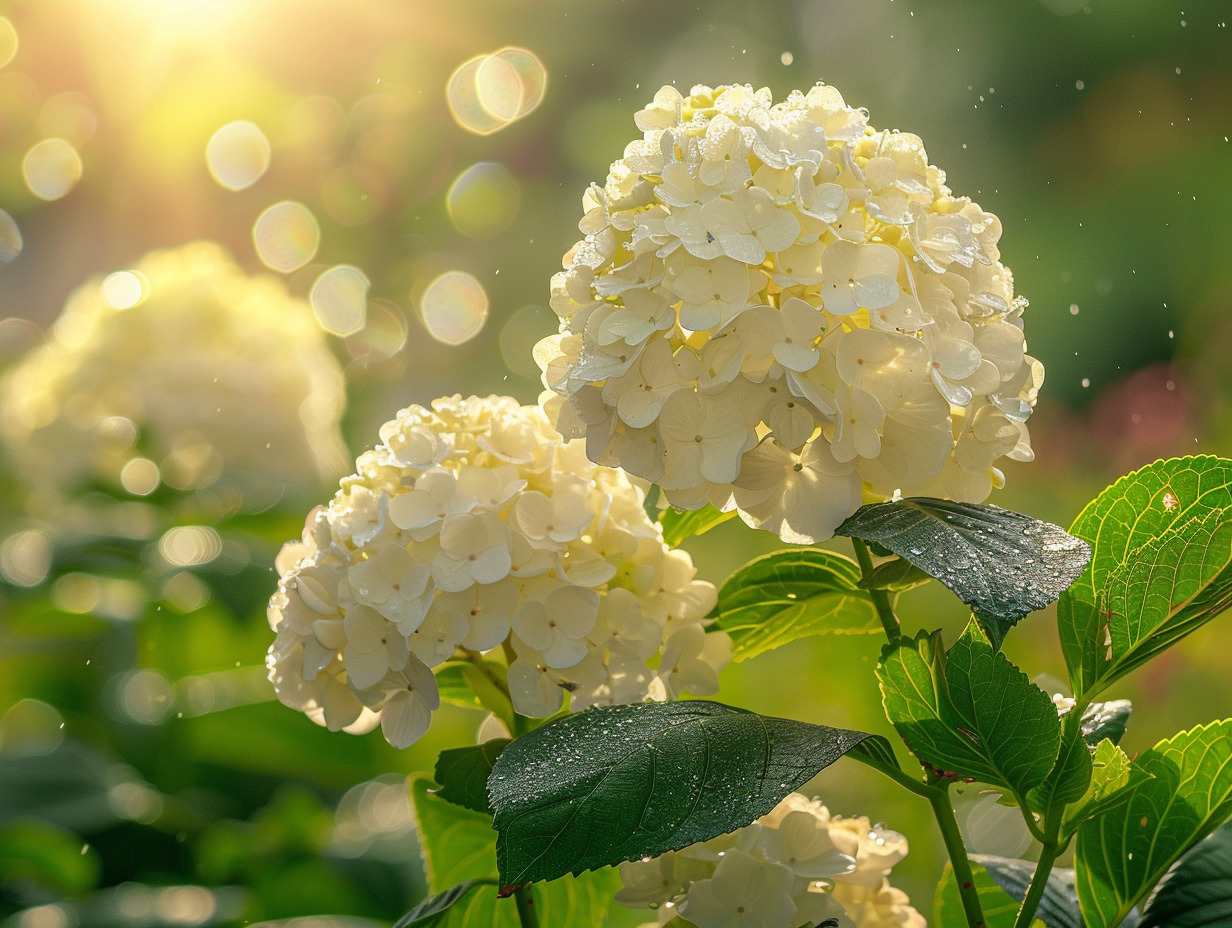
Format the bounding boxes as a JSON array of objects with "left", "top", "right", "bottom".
[
  {"left": 434, "top": 661, "right": 516, "bottom": 736},
  {"left": 392, "top": 881, "right": 498, "bottom": 928},
  {"left": 410, "top": 777, "right": 625, "bottom": 928},
  {"left": 1140, "top": 819, "right": 1232, "bottom": 928},
  {"left": 658, "top": 503, "right": 736, "bottom": 547},
  {"left": 1029, "top": 723, "right": 1094, "bottom": 816},
  {"left": 434, "top": 741, "right": 512, "bottom": 814},
  {"left": 1061, "top": 738, "right": 1147, "bottom": 836},
  {"left": 0, "top": 820, "right": 101, "bottom": 896},
  {"left": 714, "top": 550, "right": 879, "bottom": 661},
  {"left": 1080, "top": 699, "right": 1132, "bottom": 747},
  {"left": 1075, "top": 720, "right": 1232, "bottom": 928},
  {"left": 1059, "top": 456, "right": 1232, "bottom": 699},
  {"left": 488, "top": 700, "right": 877, "bottom": 887},
  {"left": 970, "top": 856, "right": 1082, "bottom": 928},
  {"left": 858, "top": 557, "right": 933, "bottom": 593},
  {"left": 837, "top": 498, "right": 1091, "bottom": 648},
  {"left": 848, "top": 735, "right": 904, "bottom": 779},
  {"left": 934, "top": 861, "right": 1047, "bottom": 928},
  {"left": 877, "top": 620, "right": 1060, "bottom": 794}
]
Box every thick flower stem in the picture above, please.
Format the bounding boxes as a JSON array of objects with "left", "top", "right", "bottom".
[
  {"left": 1012, "top": 839, "right": 1062, "bottom": 928},
  {"left": 928, "top": 787, "right": 987, "bottom": 928},
  {"left": 513, "top": 885, "right": 539, "bottom": 928},
  {"left": 851, "top": 538, "right": 902, "bottom": 642}
]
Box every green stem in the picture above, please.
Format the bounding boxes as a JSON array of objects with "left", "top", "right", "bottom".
[
  {"left": 513, "top": 885, "right": 539, "bottom": 928},
  {"left": 851, "top": 538, "right": 901, "bottom": 642},
  {"left": 1012, "top": 839, "right": 1062, "bottom": 928},
  {"left": 928, "top": 786, "right": 987, "bottom": 928}
]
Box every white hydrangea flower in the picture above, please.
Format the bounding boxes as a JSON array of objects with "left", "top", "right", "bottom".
[
  {"left": 266, "top": 395, "right": 730, "bottom": 749},
  {"left": 616, "top": 792, "right": 923, "bottom": 928},
  {"left": 538, "top": 82, "right": 1040, "bottom": 543},
  {"left": 0, "top": 242, "right": 348, "bottom": 523}
]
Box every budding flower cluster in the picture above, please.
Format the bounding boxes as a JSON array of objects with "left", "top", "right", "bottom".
[
  {"left": 266, "top": 395, "right": 730, "bottom": 749},
  {"left": 537, "top": 82, "right": 1040, "bottom": 543},
  {"left": 617, "top": 792, "right": 924, "bottom": 928},
  {"left": 0, "top": 242, "right": 348, "bottom": 518}
]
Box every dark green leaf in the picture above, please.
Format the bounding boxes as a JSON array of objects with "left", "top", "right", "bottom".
[
  {"left": 1080, "top": 700, "right": 1132, "bottom": 747},
  {"left": 1062, "top": 739, "right": 1148, "bottom": 836},
  {"left": 434, "top": 741, "right": 511, "bottom": 814},
  {"left": 715, "top": 550, "right": 879, "bottom": 661},
  {"left": 970, "top": 855, "right": 1081, "bottom": 928},
  {"left": 934, "top": 861, "right": 1046, "bottom": 928},
  {"left": 392, "top": 881, "right": 498, "bottom": 928},
  {"left": 410, "top": 777, "right": 625, "bottom": 928},
  {"left": 858, "top": 557, "right": 934, "bottom": 593},
  {"left": 658, "top": 503, "right": 736, "bottom": 547},
  {"left": 848, "top": 735, "right": 904, "bottom": 779},
  {"left": 837, "top": 498, "right": 1091, "bottom": 648},
  {"left": 1075, "top": 720, "right": 1232, "bottom": 928},
  {"left": 877, "top": 620, "right": 1060, "bottom": 795},
  {"left": 488, "top": 700, "right": 877, "bottom": 887},
  {"left": 1140, "top": 819, "right": 1232, "bottom": 928},
  {"left": 1059, "top": 456, "right": 1232, "bottom": 700},
  {"left": 1029, "top": 723, "right": 1094, "bottom": 816}
]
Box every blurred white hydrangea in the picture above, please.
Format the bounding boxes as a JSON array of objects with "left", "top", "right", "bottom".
[
  {"left": 266, "top": 394, "right": 730, "bottom": 749},
  {"left": 0, "top": 241, "right": 348, "bottom": 518},
  {"left": 537, "top": 83, "right": 1040, "bottom": 543},
  {"left": 618, "top": 792, "right": 924, "bottom": 928}
]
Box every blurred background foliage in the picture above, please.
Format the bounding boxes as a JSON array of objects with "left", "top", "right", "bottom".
[{"left": 0, "top": 0, "right": 1229, "bottom": 924}]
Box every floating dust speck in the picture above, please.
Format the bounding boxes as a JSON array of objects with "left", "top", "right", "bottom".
[
  {"left": 22, "top": 138, "right": 83, "bottom": 200},
  {"left": 205, "top": 121, "right": 271, "bottom": 191},
  {"left": 310, "top": 265, "right": 368, "bottom": 336},
  {"left": 419, "top": 271, "right": 488, "bottom": 346},
  {"left": 446, "top": 162, "right": 520, "bottom": 240},
  {"left": 253, "top": 201, "right": 320, "bottom": 272}
]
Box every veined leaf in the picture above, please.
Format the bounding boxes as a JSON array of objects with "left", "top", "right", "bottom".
[
  {"left": 1059, "top": 456, "right": 1232, "bottom": 699},
  {"left": 1075, "top": 719, "right": 1232, "bottom": 928},
  {"left": 858, "top": 557, "right": 933, "bottom": 593},
  {"left": 877, "top": 620, "right": 1060, "bottom": 795},
  {"left": 970, "top": 855, "right": 1081, "bottom": 928},
  {"left": 934, "top": 861, "right": 1046, "bottom": 928},
  {"left": 715, "top": 549, "right": 879, "bottom": 661},
  {"left": 1061, "top": 739, "right": 1148, "bottom": 836},
  {"left": 488, "top": 701, "right": 876, "bottom": 888},
  {"left": 658, "top": 503, "right": 736, "bottom": 547},
  {"left": 409, "top": 777, "right": 626, "bottom": 928},
  {"left": 433, "top": 740, "right": 511, "bottom": 814},
  {"left": 837, "top": 498, "right": 1090, "bottom": 648},
  {"left": 391, "top": 881, "right": 497, "bottom": 928},
  {"left": 1140, "top": 819, "right": 1232, "bottom": 928}
]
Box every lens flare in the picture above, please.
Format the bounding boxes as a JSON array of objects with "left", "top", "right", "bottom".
[
  {"left": 0, "top": 18, "right": 17, "bottom": 70},
  {"left": 0, "top": 209, "right": 21, "bottom": 264},
  {"left": 205, "top": 121, "right": 271, "bottom": 191},
  {"left": 419, "top": 271, "right": 488, "bottom": 346},
  {"left": 446, "top": 47, "right": 546, "bottom": 135},
  {"left": 102, "top": 271, "right": 147, "bottom": 309}
]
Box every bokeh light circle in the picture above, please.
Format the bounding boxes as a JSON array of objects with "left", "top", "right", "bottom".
[
  {"left": 101, "top": 271, "right": 147, "bottom": 309},
  {"left": 0, "top": 209, "right": 21, "bottom": 264},
  {"left": 252, "top": 201, "right": 320, "bottom": 272},
  {"left": 310, "top": 265, "right": 369, "bottom": 336},
  {"left": 446, "top": 162, "right": 520, "bottom": 240},
  {"left": 0, "top": 18, "right": 17, "bottom": 70},
  {"left": 499, "top": 304, "right": 552, "bottom": 378},
  {"left": 205, "top": 121, "right": 271, "bottom": 191},
  {"left": 22, "top": 138, "right": 83, "bottom": 200},
  {"left": 158, "top": 525, "right": 222, "bottom": 567},
  {"left": 446, "top": 47, "right": 546, "bottom": 135},
  {"left": 419, "top": 271, "right": 488, "bottom": 346}
]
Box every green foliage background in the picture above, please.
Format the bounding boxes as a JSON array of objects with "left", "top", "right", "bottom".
[{"left": 1, "top": 0, "right": 1230, "bottom": 924}]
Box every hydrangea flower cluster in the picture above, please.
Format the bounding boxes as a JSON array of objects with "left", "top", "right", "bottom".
[
  {"left": 536, "top": 82, "right": 1041, "bottom": 543},
  {"left": 616, "top": 792, "right": 924, "bottom": 928},
  {"left": 0, "top": 242, "right": 347, "bottom": 516},
  {"left": 266, "top": 395, "right": 730, "bottom": 749}
]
